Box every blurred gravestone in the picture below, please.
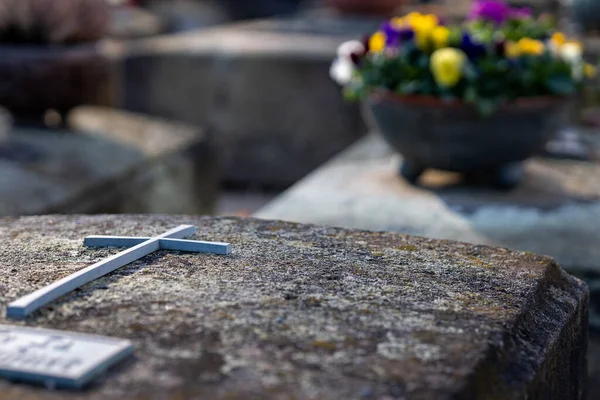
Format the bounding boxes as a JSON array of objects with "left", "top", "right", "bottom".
[
  {"left": 0, "top": 107, "right": 218, "bottom": 216},
  {"left": 136, "top": 0, "right": 309, "bottom": 33},
  {"left": 218, "top": 0, "right": 308, "bottom": 20},
  {"left": 116, "top": 10, "right": 372, "bottom": 187},
  {"left": 139, "top": 0, "right": 229, "bottom": 33}
]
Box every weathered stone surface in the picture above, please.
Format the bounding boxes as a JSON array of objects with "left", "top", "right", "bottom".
[
  {"left": 0, "top": 107, "right": 217, "bottom": 216},
  {"left": 104, "top": 14, "right": 368, "bottom": 186},
  {"left": 256, "top": 134, "right": 600, "bottom": 274},
  {"left": 0, "top": 215, "right": 588, "bottom": 399}
]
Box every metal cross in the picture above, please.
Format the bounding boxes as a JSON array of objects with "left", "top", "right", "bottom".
[{"left": 7, "top": 225, "right": 231, "bottom": 319}]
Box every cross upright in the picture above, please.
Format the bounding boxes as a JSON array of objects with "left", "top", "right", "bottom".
[{"left": 7, "top": 225, "right": 231, "bottom": 320}]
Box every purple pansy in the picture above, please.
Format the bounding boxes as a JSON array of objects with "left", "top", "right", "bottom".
[
  {"left": 350, "top": 52, "right": 362, "bottom": 65},
  {"left": 381, "top": 21, "right": 414, "bottom": 48},
  {"left": 468, "top": 0, "right": 511, "bottom": 25},
  {"left": 397, "top": 27, "right": 415, "bottom": 42}
]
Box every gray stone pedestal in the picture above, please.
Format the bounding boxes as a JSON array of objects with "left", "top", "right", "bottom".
[
  {"left": 0, "top": 215, "right": 589, "bottom": 399},
  {"left": 0, "top": 107, "right": 218, "bottom": 216}
]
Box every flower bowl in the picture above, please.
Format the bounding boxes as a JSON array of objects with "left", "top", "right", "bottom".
[
  {"left": 365, "top": 92, "right": 566, "bottom": 187},
  {"left": 330, "top": 1, "right": 597, "bottom": 188}
]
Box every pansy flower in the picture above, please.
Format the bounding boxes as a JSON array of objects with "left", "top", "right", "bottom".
[
  {"left": 517, "top": 38, "right": 545, "bottom": 56},
  {"left": 431, "top": 26, "right": 450, "bottom": 49},
  {"left": 460, "top": 32, "right": 487, "bottom": 59},
  {"left": 431, "top": 48, "right": 467, "bottom": 87},
  {"left": 407, "top": 13, "right": 439, "bottom": 50},
  {"left": 468, "top": 0, "right": 510, "bottom": 25},
  {"left": 381, "top": 20, "right": 415, "bottom": 47},
  {"left": 337, "top": 40, "right": 366, "bottom": 66},
  {"left": 368, "top": 31, "right": 386, "bottom": 53}
]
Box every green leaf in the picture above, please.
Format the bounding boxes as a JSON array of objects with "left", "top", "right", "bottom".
[
  {"left": 463, "top": 63, "right": 478, "bottom": 81},
  {"left": 547, "top": 75, "right": 575, "bottom": 95},
  {"left": 464, "top": 86, "right": 478, "bottom": 103},
  {"left": 342, "top": 86, "right": 359, "bottom": 102}
]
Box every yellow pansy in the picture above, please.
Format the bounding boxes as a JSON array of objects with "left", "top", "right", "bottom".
[
  {"left": 551, "top": 32, "right": 566, "bottom": 47},
  {"left": 431, "top": 26, "right": 450, "bottom": 49},
  {"left": 369, "top": 31, "right": 386, "bottom": 53},
  {"left": 418, "top": 14, "right": 439, "bottom": 28},
  {"left": 404, "top": 12, "right": 425, "bottom": 25},
  {"left": 410, "top": 13, "right": 439, "bottom": 50},
  {"left": 390, "top": 16, "right": 406, "bottom": 29},
  {"left": 430, "top": 48, "right": 467, "bottom": 88},
  {"left": 585, "top": 63, "right": 597, "bottom": 78},
  {"left": 505, "top": 41, "right": 521, "bottom": 58},
  {"left": 517, "top": 38, "right": 545, "bottom": 56}
]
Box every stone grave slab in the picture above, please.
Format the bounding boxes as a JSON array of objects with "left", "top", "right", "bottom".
[
  {"left": 0, "top": 215, "right": 588, "bottom": 399},
  {"left": 104, "top": 12, "right": 370, "bottom": 186},
  {"left": 0, "top": 106, "right": 218, "bottom": 216},
  {"left": 256, "top": 134, "right": 600, "bottom": 276}
]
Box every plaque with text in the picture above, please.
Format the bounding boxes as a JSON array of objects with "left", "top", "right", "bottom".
[{"left": 0, "top": 325, "right": 134, "bottom": 388}]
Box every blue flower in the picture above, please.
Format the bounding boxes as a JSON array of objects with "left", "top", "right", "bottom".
[{"left": 461, "top": 32, "right": 487, "bottom": 59}]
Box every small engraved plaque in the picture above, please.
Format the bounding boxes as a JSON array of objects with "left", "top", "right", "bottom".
[{"left": 0, "top": 325, "right": 134, "bottom": 388}]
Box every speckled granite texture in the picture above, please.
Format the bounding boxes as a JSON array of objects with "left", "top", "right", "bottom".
[{"left": 0, "top": 215, "right": 588, "bottom": 399}]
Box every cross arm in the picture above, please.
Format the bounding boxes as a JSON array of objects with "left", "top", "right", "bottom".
[
  {"left": 159, "top": 238, "right": 231, "bottom": 255},
  {"left": 84, "top": 237, "right": 231, "bottom": 255},
  {"left": 83, "top": 224, "right": 196, "bottom": 248},
  {"left": 84, "top": 236, "right": 148, "bottom": 248}
]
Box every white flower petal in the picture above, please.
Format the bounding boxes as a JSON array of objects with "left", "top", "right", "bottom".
[
  {"left": 559, "top": 43, "right": 582, "bottom": 64},
  {"left": 336, "top": 40, "right": 365, "bottom": 59},
  {"left": 329, "top": 58, "right": 355, "bottom": 85}
]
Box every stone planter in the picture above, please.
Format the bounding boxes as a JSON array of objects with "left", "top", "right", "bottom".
[
  {"left": 0, "top": 43, "right": 114, "bottom": 124},
  {"left": 324, "top": 0, "right": 405, "bottom": 15},
  {"left": 365, "top": 92, "right": 567, "bottom": 188}
]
